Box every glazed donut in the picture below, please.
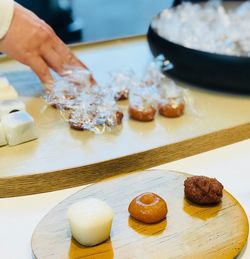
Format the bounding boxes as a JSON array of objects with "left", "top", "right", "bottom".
[
  {"left": 159, "top": 101, "right": 185, "bottom": 118},
  {"left": 128, "top": 105, "right": 156, "bottom": 122},
  {"left": 128, "top": 192, "right": 168, "bottom": 224}
]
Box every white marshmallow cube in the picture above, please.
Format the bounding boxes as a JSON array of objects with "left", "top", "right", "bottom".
[
  {"left": 0, "top": 99, "right": 26, "bottom": 117},
  {"left": 0, "top": 77, "right": 18, "bottom": 100},
  {"left": 1, "top": 111, "right": 38, "bottom": 146},
  {"left": 0, "top": 122, "right": 7, "bottom": 146},
  {"left": 67, "top": 198, "right": 114, "bottom": 246}
]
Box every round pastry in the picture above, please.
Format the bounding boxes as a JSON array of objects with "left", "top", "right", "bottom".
[
  {"left": 128, "top": 192, "right": 168, "bottom": 224},
  {"left": 184, "top": 176, "right": 223, "bottom": 205},
  {"left": 128, "top": 105, "right": 156, "bottom": 122},
  {"left": 159, "top": 100, "right": 185, "bottom": 118}
]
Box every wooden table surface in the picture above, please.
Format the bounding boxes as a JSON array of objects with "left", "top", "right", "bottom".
[
  {"left": 0, "top": 140, "right": 249, "bottom": 258},
  {"left": 0, "top": 36, "right": 250, "bottom": 258},
  {"left": 0, "top": 36, "right": 250, "bottom": 197},
  {"left": 32, "top": 170, "right": 248, "bottom": 259}
]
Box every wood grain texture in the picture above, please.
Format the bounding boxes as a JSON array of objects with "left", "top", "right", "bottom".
[
  {"left": 0, "top": 37, "right": 250, "bottom": 197},
  {"left": 32, "top": 169, "right": 249, "bottom": 259}
]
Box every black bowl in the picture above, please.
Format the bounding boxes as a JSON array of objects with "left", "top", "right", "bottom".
[{"left": 147, "top": 9, "right": 250, "bottom": 94}]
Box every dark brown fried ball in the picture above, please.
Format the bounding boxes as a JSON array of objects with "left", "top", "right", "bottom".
[{"left": 184, "top": 176, "right": 223, "bottom": 205}]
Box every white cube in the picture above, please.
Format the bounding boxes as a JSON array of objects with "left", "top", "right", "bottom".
[
  {"left": 0, "top": 77, "right": 18, "bottom": 100},
  {"left": 67, "top": 198, "right": 114, "bottom": 246},
  {"left": 0, "top": 122, "right": 7, "bottom": 146},
  {"left": 0, "top": 99, "right": 26, "bottom": 118},
  {"left": 1, "top": 111, "right": 38, "bottom": 146}
]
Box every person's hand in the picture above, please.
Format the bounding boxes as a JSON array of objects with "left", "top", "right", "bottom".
[{"left": 0, "top": 3, "right": 87, "bottom": 84}]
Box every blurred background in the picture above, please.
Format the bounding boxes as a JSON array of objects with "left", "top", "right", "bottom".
[{"left": 16, "top": 0, "right": 173, "bottom": 43}]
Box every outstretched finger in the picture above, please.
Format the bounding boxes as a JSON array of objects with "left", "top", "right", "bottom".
[
  {"left": 52, "top": 38, "right": 87, "bottom": 69},
  {"left": 27, "top": 56, "right": 54, "bottom": 84},
  {"left": 42, "top": 46, "right": 65, "bottom": 75}
]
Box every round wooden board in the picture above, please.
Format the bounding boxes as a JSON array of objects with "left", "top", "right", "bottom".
[{"left": 32, "top": 169, "right": 249, "bottom": 259}]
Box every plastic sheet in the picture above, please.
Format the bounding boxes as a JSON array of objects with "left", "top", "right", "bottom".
[{"left": 44, "top": 58, "right": 195, "bottom": 132}]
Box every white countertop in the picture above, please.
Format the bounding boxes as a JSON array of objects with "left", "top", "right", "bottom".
[{"left": 0, "top": 139, "right": 249, "bottom": 259}]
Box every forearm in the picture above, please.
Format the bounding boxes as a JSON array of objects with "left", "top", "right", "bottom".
[{"left": 0, "top": 0, "right": 14, "bottom": 39}]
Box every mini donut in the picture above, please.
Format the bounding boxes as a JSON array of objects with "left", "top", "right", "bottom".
[
  {"left": 184, "top": 176, "right": 223, "bottom": 205},
  {"left": 128, "top": 192, "right": 168, "bottom": 224},
  {"left": 128, "top": 105, "right": 156, "bottom": 122},
  {"left": 159, "top": 102, "right": 185, "bottom": 118},
  {"left": 115, "top": 90, "right": 129, "bottom": 101}
]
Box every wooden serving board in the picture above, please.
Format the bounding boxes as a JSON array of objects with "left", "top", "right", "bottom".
[
  {"left": 0, "top": 36, "right": 250, "bottom": 197},
  {"left": 32, "top": 169, "right": 249, "bottom": 259}
]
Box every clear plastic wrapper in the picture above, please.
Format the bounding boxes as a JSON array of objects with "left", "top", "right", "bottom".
[
  {"left": 44, "top": 67, "right": 124, "bottom": 133},
  {"left": 158, "top": 77, "right": 199, "bottom": 117},
  {"left": 158, "top": 78, "right": 185, "bottom": 118},
  {"left": 69, "top": 107, "right": 123, "bottom": 133},
  {"left": 44, "top": 57, "right": 196, "bottom": 132},
  {"left": 44, "top": 66, "right": 95, "bottom": 109},
  {"left": 65, "top": 85, "right": 123, "bottom": 133},
  {"left": 128, "top": 84, "right": 159, "bottom": 122},
  {"left": 129, "top": 84, "right": 159, "bottom": 111},
  {"left": 108, "top": 70, "right": 137, "bottom": 101},
  {"left": 45, "top": 82, "right": 77, "bottom": 110},
  {"left": 61, "top": 65, "right": 96, "bottom": 88},
  {"left": 128, "top": 57, "right": 190, "bottom": 120},
  {"left": 152, "top": 1, "right": 250, "bottom": 57},
  {"left": 142, "top": 55, "right": 166, "bottom": 87}
]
